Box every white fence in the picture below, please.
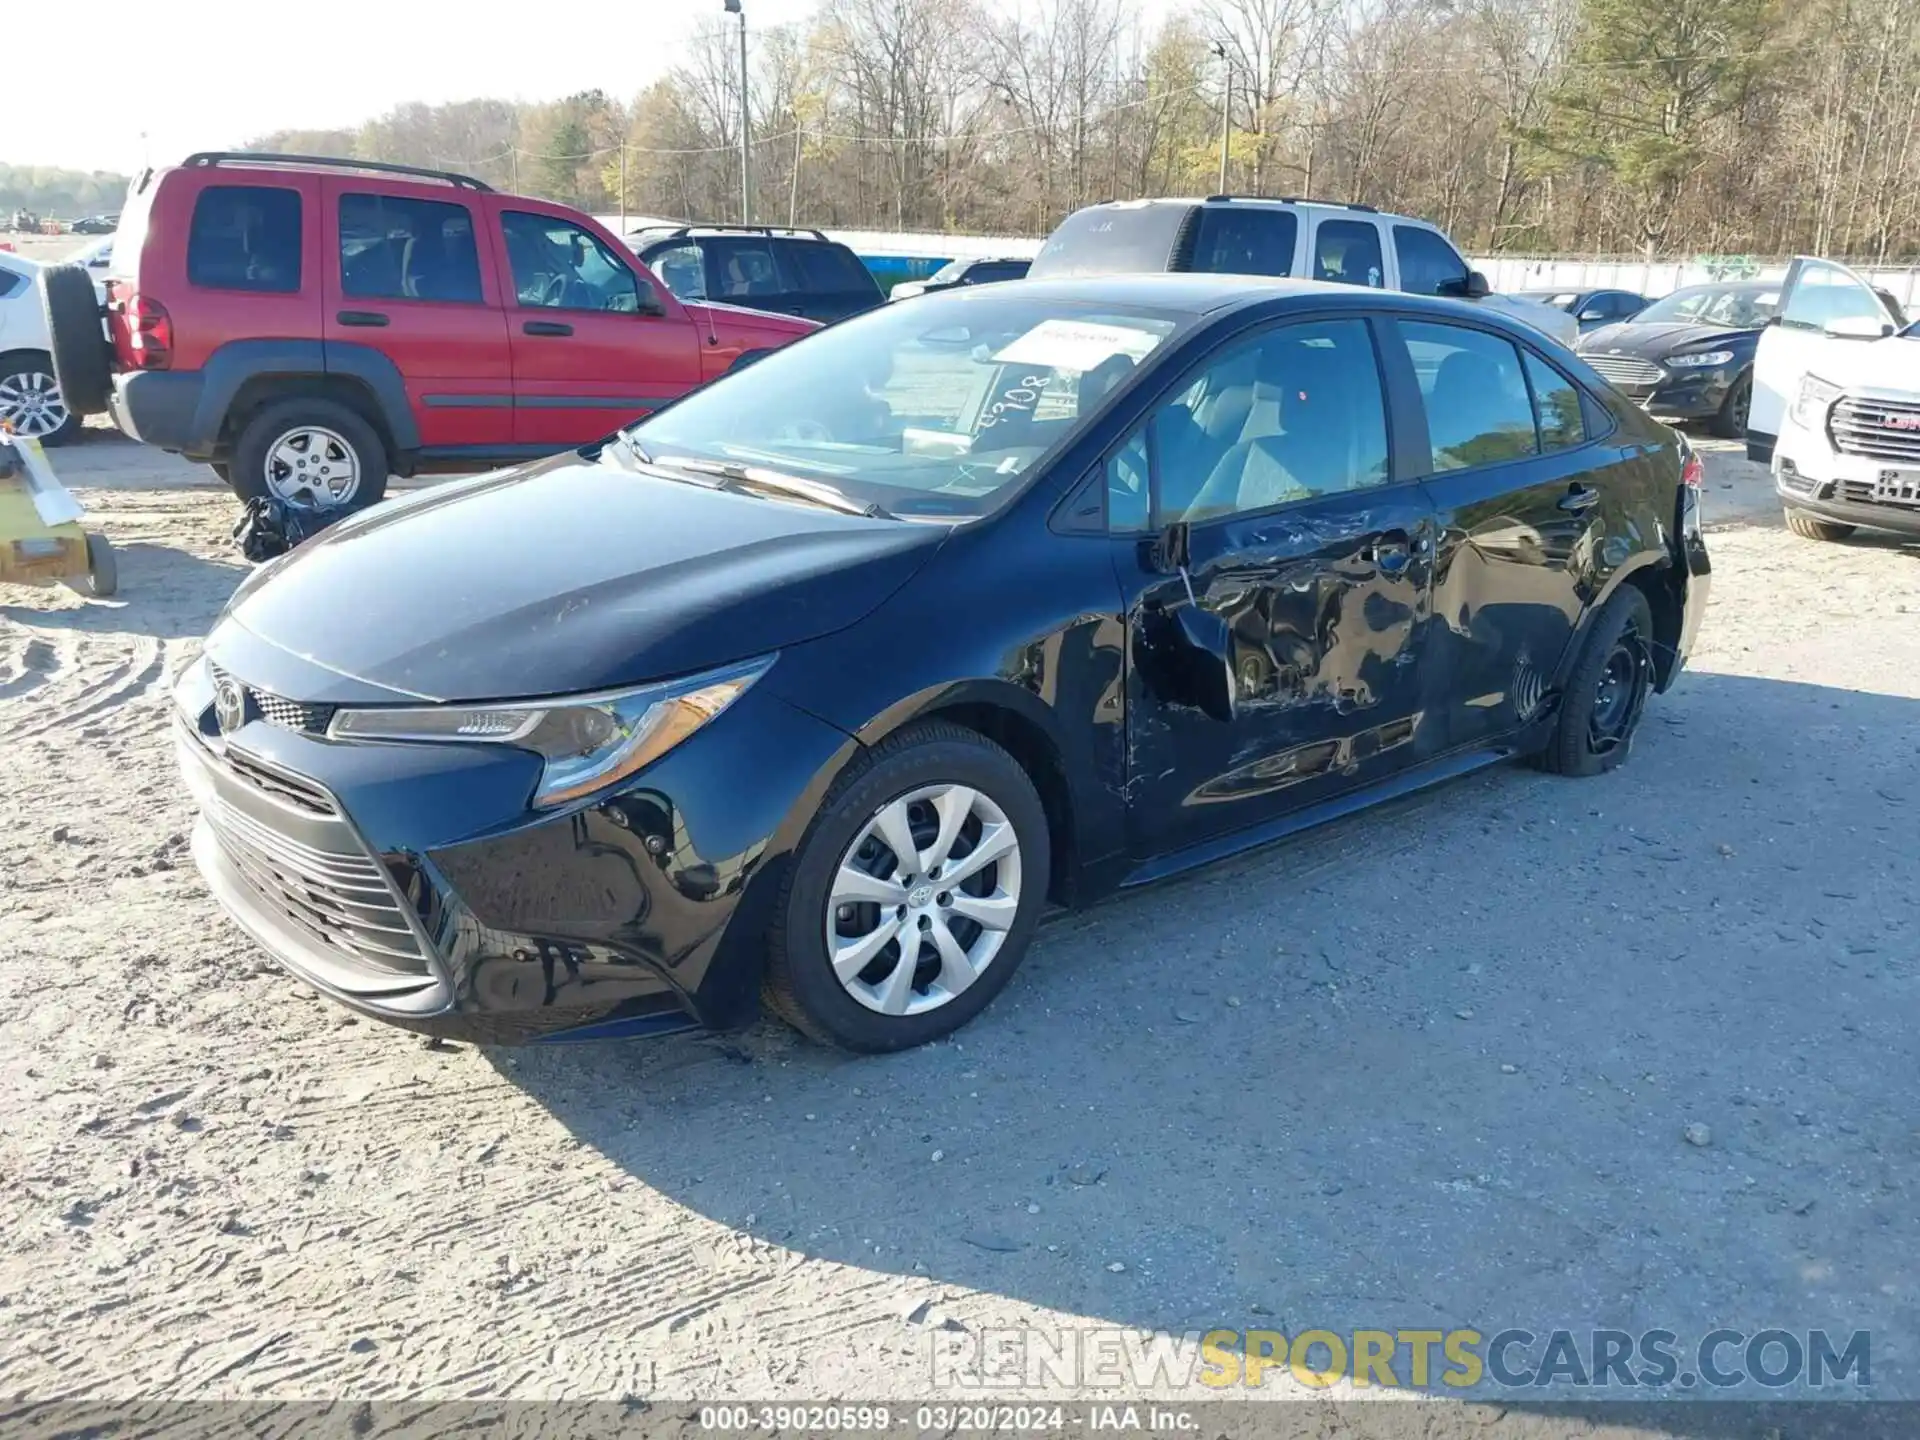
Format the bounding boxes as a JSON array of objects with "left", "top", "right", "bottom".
[{"left": 1471, "top": 255, "right": 1920, "bottom": 311}]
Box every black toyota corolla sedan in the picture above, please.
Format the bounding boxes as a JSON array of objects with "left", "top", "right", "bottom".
[{"left": 176, "top": 276, "right": 1710, "bottom": 1052}]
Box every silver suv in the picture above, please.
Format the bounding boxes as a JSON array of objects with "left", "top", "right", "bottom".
[{"left": 1029, "top": 196, "right": 1577, "bottom": 347}]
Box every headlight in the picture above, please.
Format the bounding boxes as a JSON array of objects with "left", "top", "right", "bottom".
[
  {"left": 1790, "top": 374, "right": 1843, "bottom": 429},
  {"left": 1666, "top": 349, "right": 1735, "bottom": 369},
  {"left": 327, "top": 656, "right": 772, "bottom": 807}
]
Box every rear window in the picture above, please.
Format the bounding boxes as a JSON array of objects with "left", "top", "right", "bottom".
[
  {"left": 106, "top": 177, "right": 148, "bottom": 277},
  {"left": 781, "top": 241, "right": 878, "bottom": 294},
  {"left": 1029, "top": 203, "right": 1192, "bottom": 278},
  {"left": 1189, "top": 207, "right": 1296, "bottom": 277},
  {"left": 187, "top": 184, "right": 303, "bottom": 293},
  {"left": 339, "top": 192, "right": 483, "bottom": 304}
]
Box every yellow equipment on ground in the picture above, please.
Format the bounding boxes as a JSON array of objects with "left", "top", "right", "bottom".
[{"left": 0, "top": 430, "right": 116, "bottom": 597}]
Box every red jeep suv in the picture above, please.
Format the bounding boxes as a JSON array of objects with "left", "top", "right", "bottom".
[{"left": 42, "top": 153, "right": 816, "bottom": 506}]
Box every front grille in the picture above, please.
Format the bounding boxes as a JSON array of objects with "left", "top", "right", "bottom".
[
  {"left": 1831, "top": 395, "right": 1920, "bottom": 464},
  {"left": 210, "top": 664, "right": 336, "bottom": 734},
  {"left": 224, "top": 748, "right": 335, "bottom": 814},
  {"left": 204, "top": 791, "right": 431, "bottom": 977},
  {"left": 1586, "top": 354, "right": 1666, "bottom": 389}
]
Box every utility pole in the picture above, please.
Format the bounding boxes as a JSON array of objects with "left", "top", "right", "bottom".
[
  {"left": 619, "top": 140, "right": 628, "bottom": 233},
  {"left": 724, "top": 0, "right": 752, "bottom": 223},
  {"left": 1212, "top": 41, "right": 1231, "bottom": 194},
  {"left": 789, "top": 125, "right": 803, "bottom": 228}
]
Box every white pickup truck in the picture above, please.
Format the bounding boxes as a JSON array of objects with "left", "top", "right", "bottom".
[{"left": 1748, "top": 257, "right": 1919, "bottom": 541}]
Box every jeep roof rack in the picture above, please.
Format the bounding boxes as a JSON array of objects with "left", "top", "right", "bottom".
[
  {"left": 1205, "top": 193, "right": 1378, "bottom": 214},
  {"left": 632, "top": 222, "right": 829, "bottom": 242},
  {"left": 181, "top": 152, "right": 494, "bottom": 193}
]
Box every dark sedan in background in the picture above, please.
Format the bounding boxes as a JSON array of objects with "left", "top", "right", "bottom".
[
  {"left": 1517, "top": 288, "right": 1648, "bottom": 333},
  {"left": 176, "top": 276, "right": 1708, "bottom": 1053},
  {"left": 1575, "top": 281, "right": 1780, "bottom": 437}
]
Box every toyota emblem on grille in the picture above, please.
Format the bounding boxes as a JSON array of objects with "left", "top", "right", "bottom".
[{"left": 213, "top": 674, "right": 246, "bottom": 734}]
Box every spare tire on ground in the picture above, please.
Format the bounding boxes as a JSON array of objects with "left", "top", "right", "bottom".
[{"left": 38, "top": 264, "right": 111, "bottom": 418}]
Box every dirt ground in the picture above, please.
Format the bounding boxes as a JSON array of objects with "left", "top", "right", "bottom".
[{"left": 3, "top": 399, "right": 1917, "bottom": 1430}]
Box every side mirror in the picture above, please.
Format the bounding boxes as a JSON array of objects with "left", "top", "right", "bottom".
[
  {"left": 1578, "top": 307, "right": 1606, "bottom": 322},
  {"left": 1823, "top": 315, "right": 1893, "bottom": 340},
  {"left": 1437, "top": 270, "right": 1492, "bottom": 301}
]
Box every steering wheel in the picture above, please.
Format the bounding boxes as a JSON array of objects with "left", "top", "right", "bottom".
[
  {"left": 539, "top": 273, "right": 569, "bottom": 307},
  {"left": 774, "top": 419, "right": 833, "bottom": 443}
]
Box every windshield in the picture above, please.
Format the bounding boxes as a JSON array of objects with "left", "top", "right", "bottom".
[
  {"left": 629, "top": 293, "right": 1186, "bottom": 519},
  {"left": 1634, "top": 286, "right": 1779, "bottom": 329},
  {"left": 928, "top": 259, "right": 967, "bottom": 283}
]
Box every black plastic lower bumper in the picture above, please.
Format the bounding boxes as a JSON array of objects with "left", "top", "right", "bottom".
[
  {"left": 109, "top": 369, "right": 210, "bottom": 458},
  {"left": 176, "top": 656, "right": 858, "bottom": 1043}
]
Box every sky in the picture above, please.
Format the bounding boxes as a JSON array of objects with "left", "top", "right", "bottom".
[
  {"left": 19, "top": 0, "right": 832, "bottom": 173},
  {"left": 23, "top": 0, "right": 1178, "bottom": 175}
]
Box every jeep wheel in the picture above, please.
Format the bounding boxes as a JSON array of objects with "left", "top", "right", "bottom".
[
  {"left": 0, "top": 355, "right": 80, "bottom": 445},
  {"left": 38, "top": 265, "right": 111, "bottom": 418},
  {"left": 230, "top": 399, "right": 388, "bottom": 509}
]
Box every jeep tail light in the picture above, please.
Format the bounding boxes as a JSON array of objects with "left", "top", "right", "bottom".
[
  {"left": 113, "top": 293, "right": 173, "bottom": 371},
  {"left": 1680, "top": 448, "right": 1704, "bottom": 490}
]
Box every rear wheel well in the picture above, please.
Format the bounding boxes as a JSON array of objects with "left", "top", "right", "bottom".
[
  {"left": 0, "top": 347, "right": 53, "bottom": 372},
  {"left": 921, "top": 701, "right": 1077, "bottom": 905},
  {"left": 218, "top": 375, "right": 398, "bottom": 465},
  {"left": 1621, "top": 564, "right": 1681, "bottom": 689}
]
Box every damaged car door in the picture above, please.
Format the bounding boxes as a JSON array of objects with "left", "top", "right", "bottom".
[{"left": 1114, "top": 316, "right": 1437, "bottom": 855}]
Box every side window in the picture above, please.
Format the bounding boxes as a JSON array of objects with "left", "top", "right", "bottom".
[
  {"left": 1401, "top": 321, "right": 1539, "bottom": 472},
  {"left": 1312, "top": 219, "right": 1385, "bottom": 288},
  {"left": 781, "top": 241, "right": 872, "bottom": 293},
  {"left": 1106, "top": 430, "right": 1151, "bottom": 532},
  {"left": 338, "top": 193, "right": 482, "bottom": 304},
  {"left": 1190, "top": 207, "right": 1298, "bottom": 278},
  {"left": 1392, "top": 225, "right": 1469, "bottom": 297},
  {"left": 187, "top": 184, "right": 302, "bottom": 293},
  {"left": 500, "top": 212, "right": 642, "bottom": 312},
  {"left": 709, "top": 238, "right": 784, "bottom": 299},
  {"left": 1523, "top": 351, "right": 1586, "bottom": 452},
  {"left": 649, "top": 243, "right": 708, "bottom": 300},
  {"left": 1781, "top": 261, "right": 1887, "bottom": 331},
  {"left": 1151, "top": 318, "right": 1390, "bottom": 525}
]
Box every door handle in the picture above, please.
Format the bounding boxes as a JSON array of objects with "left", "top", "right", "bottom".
[
  {"left": 336, "top": 310, "right": 389, "bottom": 327},
  {"left": 1364, "top": 529, "right": 1413, "bottom": 573},
  {"left": 523, "top": 320, "right": 574, "bottom": 337},
  {"left": 1559, "top": 484, "right": 1601, "bottom": 513}
]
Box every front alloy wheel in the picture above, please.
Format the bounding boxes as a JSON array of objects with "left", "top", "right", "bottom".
[
  {"left": 827, "top": 784, "right": 1022, "bottom": 1016},
  {"left": 763, "top": 721, "right": 1049, "bottom": 1052}
]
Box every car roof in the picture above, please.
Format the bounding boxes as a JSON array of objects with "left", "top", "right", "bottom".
[
  {"left": 930, "top": 272, "right": 1509, "bottom": 323},
  {"left": 1066, "top": 195, "right": 1423, "bottom": 225}
]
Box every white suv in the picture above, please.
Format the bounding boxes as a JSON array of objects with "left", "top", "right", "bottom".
[{"left": 1028, "top": 196, "right": 1577, "bottom": 346}]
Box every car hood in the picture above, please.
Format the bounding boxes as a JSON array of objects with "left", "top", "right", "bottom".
[
  {"left": 1796, "top": 333, "right": 1920, "bottom": 392},
  {"left": 213, "top": 452, "right": 944, "bottom": 704},
  {"left": 1578, "top": 321, "right": 1758, "bottom": 359},
  {"left": 684, "top": 301, "right": 817, "bottom": 342},
  {"left": 1482, "top": 293, "right": 1578, "bottom": 346}
]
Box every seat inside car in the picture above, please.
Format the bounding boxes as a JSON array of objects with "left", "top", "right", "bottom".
[{"left": 1184, "top": 337, "right": 1370, "bottom": 518}]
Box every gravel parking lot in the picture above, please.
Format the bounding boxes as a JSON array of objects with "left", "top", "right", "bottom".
[{"left": 3, "top": 417, "right": 1916, "bottom": 1428}]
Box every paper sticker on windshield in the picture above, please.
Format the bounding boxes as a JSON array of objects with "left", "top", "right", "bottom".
[{"left": 992, "top": 319, "right": 1163, "bottom": 373}]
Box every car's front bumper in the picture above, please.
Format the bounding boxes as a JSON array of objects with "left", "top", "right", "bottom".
[
  {"left": 174, "top": 654, "right": 857, "bottom": 1042},
  {"left": 1589, "top": 366, "right": 1740, "bottom": 422},
  {"left": 1774, "top": 429, "right": 1920, "bottom": 538}
]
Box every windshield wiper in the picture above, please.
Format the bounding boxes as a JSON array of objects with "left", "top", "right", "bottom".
[{"left": 656, "top": 458, "right": 894, "bottom": 519}]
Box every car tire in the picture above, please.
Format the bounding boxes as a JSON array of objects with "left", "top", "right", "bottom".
[
  {"left": 763, "top": 720, "right": 1050, "bottom": 1052},
  {"left": 1784, "top": 508, "right": 1854, "bottom": 542},
  {"left": 1711, "top": 374, "right": 1751, "bottom": 440},
  {"left": 229, "top": 399, "right": 389, "bottom": 509},
  {"left": 37, "top": 264, "right": 111, "bottom": 418},
  {"left": 0, "top": 351, "right": 81, "bottom": 445},
  {"left": 1534, "top": 586, "right": 1654, "bottom": 779}
]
